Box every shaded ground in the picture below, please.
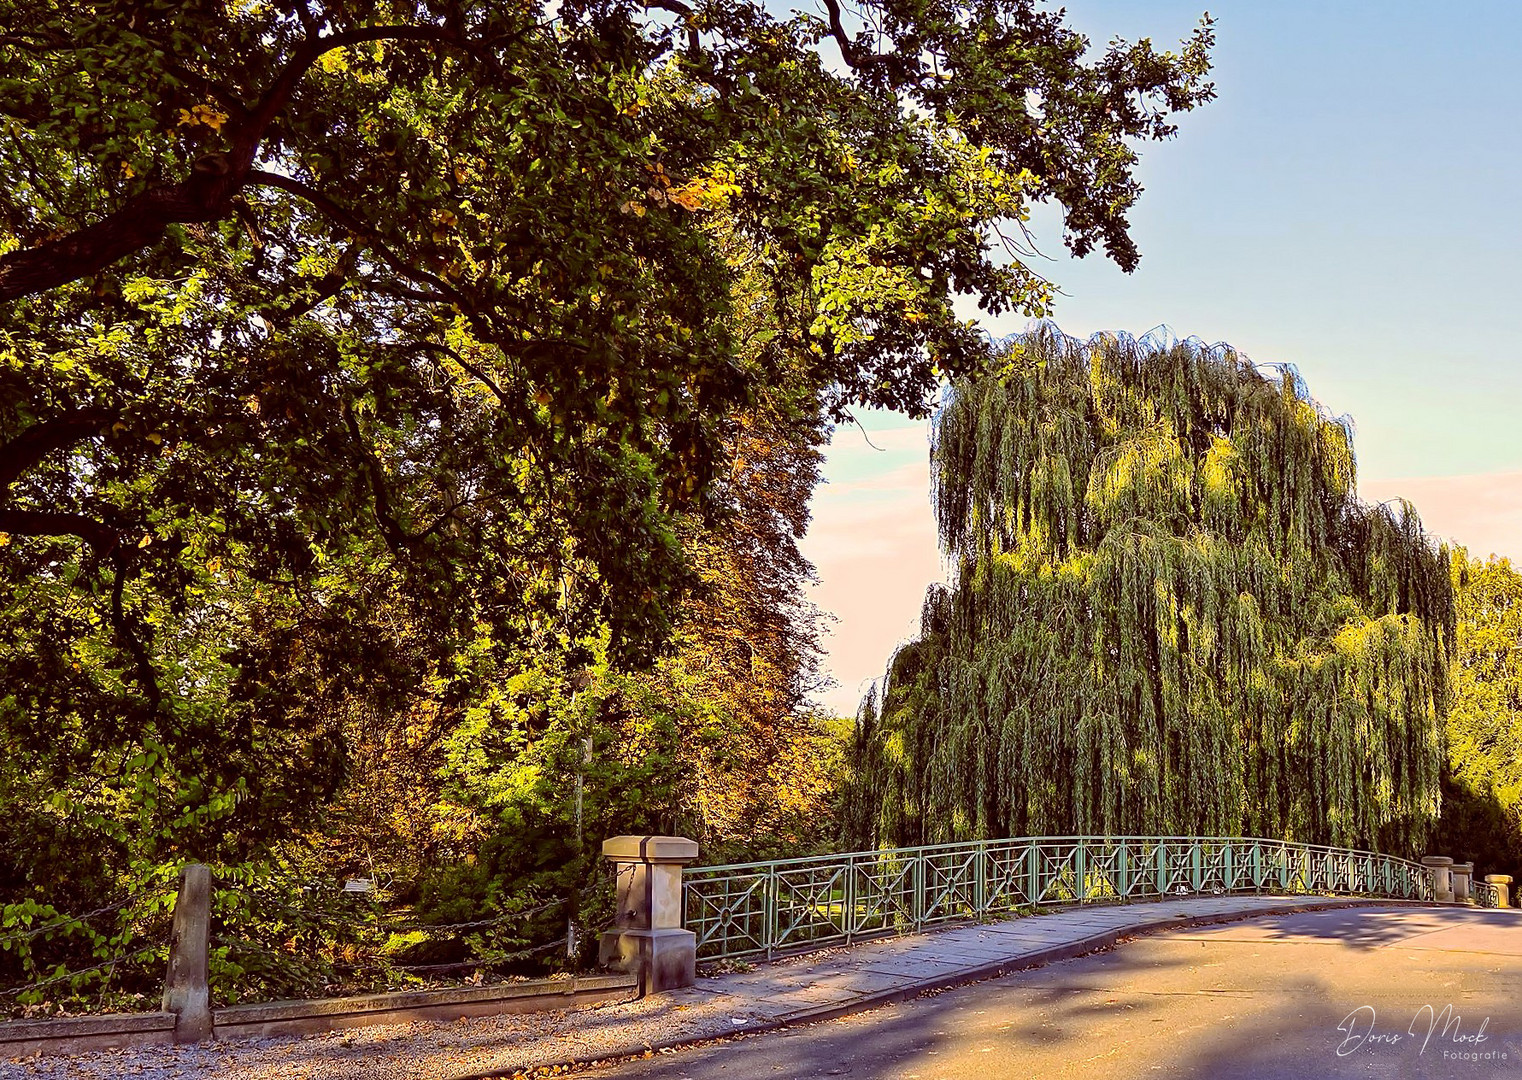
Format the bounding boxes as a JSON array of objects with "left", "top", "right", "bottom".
[{"left": 598, "top": 906, "right": 1522, "bottom": 1080}]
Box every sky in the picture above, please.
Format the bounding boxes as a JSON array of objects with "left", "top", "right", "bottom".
[{"left": 799, "top": 0, "right": 1522, "bottom": 717}]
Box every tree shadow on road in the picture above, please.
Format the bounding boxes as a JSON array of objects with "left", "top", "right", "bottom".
[{"left": 1172, "top": 904, "right": 1522, "bottom": 952}]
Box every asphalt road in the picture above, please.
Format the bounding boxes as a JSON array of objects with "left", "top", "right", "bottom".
[{"left": 596, "top": 906, "right": 1522, "bottom": 1080}]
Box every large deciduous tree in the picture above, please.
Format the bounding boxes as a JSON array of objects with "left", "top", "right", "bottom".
[
  {"left": 844, "top": 327, "right": 1454, "bottom": 855},
  {"left": 0, "top": 0, "right": 1214, "bottom": 870}
]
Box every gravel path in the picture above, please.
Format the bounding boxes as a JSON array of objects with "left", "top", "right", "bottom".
[{"left": 1, "top": 990, "right": 730, "bottom": 1080}]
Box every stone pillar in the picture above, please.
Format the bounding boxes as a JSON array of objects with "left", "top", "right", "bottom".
[
  {"left": 599, "top": 836, "right": 699, "bottom": 995},
  {"left": 1485, "top": 874, "right": 1513, "bottom": 908},
  {"left": 1422, "top": 856, "right": 1454, "bottom": 902},
  {"left": 162, "top": 863, "right": 213, "bottom": 1043},
  {"left": 1451, "top": 862, "right": 1474, "bottom": 903}
]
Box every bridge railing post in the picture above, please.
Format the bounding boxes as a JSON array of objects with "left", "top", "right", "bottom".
[
  {"left": 1450, "top": 862, "right": 1473, "bottom": 903},
  {"left": 598, "top": 835, "right": 699, "bottom": 994},
  {"left": 1484, "top": 874, "right": 1512, "bottom": 907},
  {"left": 973, "top": 841, "right": 987, "bottom": 917},
  {"left": 844, "top": 852, "right": 857, "bottom": 942},
  {"left": 1421, "top": 856, "right": 1455, "bottom": 902}
]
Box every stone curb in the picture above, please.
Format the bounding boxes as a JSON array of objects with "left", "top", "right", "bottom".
[{"left": 454, "top": 897, "right": 1452, "bottom": 1080}]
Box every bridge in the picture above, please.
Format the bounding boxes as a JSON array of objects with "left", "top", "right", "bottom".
[
  {"left": 580, "top": 834, "right": 1520, "bottom": 1080},
  {"left": 598, "top": 834, "right": 1509, "bottom": 992}
]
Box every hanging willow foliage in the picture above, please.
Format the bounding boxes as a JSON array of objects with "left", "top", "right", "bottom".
[{"left": 844, "top": 325, "right": 1454, "bottom": 856}]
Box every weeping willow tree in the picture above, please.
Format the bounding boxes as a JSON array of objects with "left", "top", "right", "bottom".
[{"left": 844, "top": 326, "right": 1454, "bottom": 856}]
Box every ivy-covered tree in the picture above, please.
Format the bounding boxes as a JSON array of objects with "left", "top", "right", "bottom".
[{"left": 845, "top": 327, "right": 1454, "bottom": 855}]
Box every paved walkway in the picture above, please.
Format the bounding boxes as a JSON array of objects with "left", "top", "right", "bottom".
[{"left": 7, "top": 895, "right": 1456, "bottom": 1080}]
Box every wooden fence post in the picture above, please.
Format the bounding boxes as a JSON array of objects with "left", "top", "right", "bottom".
[{"left": 162, "top": 863, "right": 212, "bottom": 1043}]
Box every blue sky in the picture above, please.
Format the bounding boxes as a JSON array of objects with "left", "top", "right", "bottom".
[{"left": 800, "top": 1, "right": 1522, "bottom": 716}]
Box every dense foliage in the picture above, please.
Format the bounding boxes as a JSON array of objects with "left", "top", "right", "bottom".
[
  {"left": 1437, "top": 552, "right": 1522, "bottom": 879},
  {"left": 1, "top": 0, "right": 1219, "bottom": 1007},
  {"left": 0, "top": 0, "right": 1213, "bottom": 874},
  {"left": 845, "top": 327, "right": 1455, "bottom": 855}
]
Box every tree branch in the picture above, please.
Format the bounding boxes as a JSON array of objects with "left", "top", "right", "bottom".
[
  {"left": 269, "top": 241, "right": 361, "bottom": 326},
  {"left": 109, "top": 550, "right": 162, "bottom": 710},
  {"left": 0, "top": 408, "right": 115, "bottom": 489},
  {"left": 821, "top": 0, "right": 876, "bottom": 72},
  {"left": 0, "top": 24, "right": 477, "bottom": 303},
  {"left": 246, "top": 25, "right": 466, "bottom": 142},
  {"left": 0, "top": 154, "right": 245, "bottom": 302},
  {"left": 342, "top": 403, "right": 410, "bottom": 552},
  {"left": 643, "top": 0, "right": 700, "bottom": 56},
  {"left": 248, "top": 170, "right": 466, "bottom": 306},
  {"left": 0, "top": 508, "right": 121, "bottom": 552},
  {"left": 405, "top": 341, "right": 509, "bottom": 406}
]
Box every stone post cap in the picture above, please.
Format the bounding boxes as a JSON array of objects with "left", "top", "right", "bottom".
[
  {"left": 1421, "top": 856, "right": 1454, "bottom": 867},
  {"left": 1485, "top": 874, "right": 1514, "bottom": 884},
  {"left": 1452, "top": 862, "right": 1474, "bottom": 873},
  {"left": 602, "top": 835, "right": 700, "bottom": 864}
]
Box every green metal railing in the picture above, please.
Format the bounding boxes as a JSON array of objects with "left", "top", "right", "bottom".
[
  {"left": 683, "top": 835, "right": 1434, "bottom": 961},
  {"left": 1475, "top": 879, "right": 1502, "bottom": 908}
]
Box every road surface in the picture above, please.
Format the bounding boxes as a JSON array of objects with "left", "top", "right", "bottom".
[{"left": 599, "top": 906, "right": 1522, "bottom": 1080}]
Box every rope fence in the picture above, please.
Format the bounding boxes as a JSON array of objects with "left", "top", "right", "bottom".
[{"left": 2, "top": 876, "right": 582, "bottom": 1018}]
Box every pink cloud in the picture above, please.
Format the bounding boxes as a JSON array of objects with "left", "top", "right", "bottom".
[
  {"left": 1359, "top": 471, "right": 1522, "bottom": 562},
  {"left": 800, "top": 457, "right": 946, "bottom": 717}
]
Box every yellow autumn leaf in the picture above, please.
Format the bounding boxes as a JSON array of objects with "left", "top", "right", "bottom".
[
  {"left": 177, "top": 103, "right": 230, "bottom": 131},
  {"left": 145, "top": 432, "right": 162, "bottom": 444},
  {"left": 138, "top": 534, "right": 153, "bottom": 548}
]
